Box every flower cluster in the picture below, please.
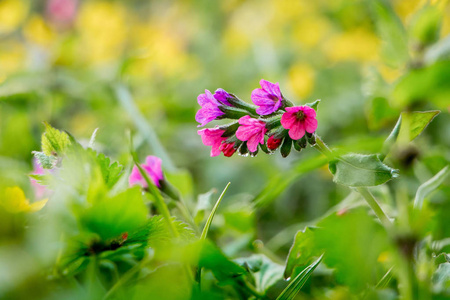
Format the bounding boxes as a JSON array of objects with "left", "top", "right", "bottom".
[{"left": 196, "top": 80, "right": 318, "bottom": 157}]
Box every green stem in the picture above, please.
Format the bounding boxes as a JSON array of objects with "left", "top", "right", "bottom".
[{"left": 357, "top": 187, "right": 392, "bottom": 227}]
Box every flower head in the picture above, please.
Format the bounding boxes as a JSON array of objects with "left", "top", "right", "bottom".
[
  {"left": 196, "top": 89, "right": 233, "bottom": 127},
  {"left": 129, "top": 156, "right": 164, "bottom": 188},
  {"left": 281, "top": 106, "right": 317, "bottom": 140},
  {"left": 251, "top": 79, "right": 283, "bottom": 115},
  {"left": 198, "top": 127, "right": 227, "bottom": 157},
  {"left": 213, "top": 88, "right": 232, "bottom": 106},
  {"left": 235, "top": 115, "right": 267, "bottom": 152}
]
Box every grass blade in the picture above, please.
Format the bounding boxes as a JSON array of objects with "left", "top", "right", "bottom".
[
  {"left": 201, "top": 182, "right": 230, "bottom": 240},
  {"left": 414, "top": 165, "right": 449, "bottom": 209},
  {"left": 276, "top": 254, "right": 323, "bottom": 300}
]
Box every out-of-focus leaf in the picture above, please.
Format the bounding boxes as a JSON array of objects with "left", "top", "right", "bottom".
[
  {"left": 432, "top": 262, "right": 450, "bottom": 295},
  {"left": 409, "top": 5, "right": 443, "bottom": 46},
  {"left": 375, "top": 267, "right": 394, "bottom": 289},
  {"left": 398, "top": 110, "right": 440, "bottom": 142},
  {"left": 367, "top": 97, "right": 399, "bottom": 130},
  {"left": 425, "top": 35, "right": 450, "bottom": 64},
  {"left": 276, "top": 255, "right": 323, "bottom": 300},
  {"left": 194, "top": 189, "right": 216, "bottom": 224},
  {"left": 329, "top": 153, "right": 398, "bottom": 187},
  {"left": 284, "top": 227, "right": 321, "bottom": 279},
  {"left": 315, "top": 209, "right": 389, "bottom": 292},
  {"left": 93, "top": 151, "right": 123, "bottom": 188},
  {"left": 41, "top": 122, "right": 71, "bottom": 156},
  {"left": 371, "top": 0, "right": 408, "bottom": 67},
  {"left": 380, "top": 115, "right": 402, "bottom": 160},
  {"left": 414, "top": 165, "right": 450, "bottom": 209},
  {"left": 32, "top": 151, "right": 57, "bottom": 169},
  {"left": 392, "top": 61, "right": 450, "bottom": 108},
  {"left": 165, "top": 169, "right": 194, "bottom": 199},
  {"left": 80, "top": 187, "right": 147, "bottom": 241},
  {"left": 235, "top": 254, "right": 284, "bottom": 294}
]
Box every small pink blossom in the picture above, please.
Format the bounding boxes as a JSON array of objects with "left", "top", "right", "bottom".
[
  {"left": 198, "top": 128, "right": 227, "bottom": 157},
  {"left": 30, "top": 158, "right": 51, "bottom": 200},
  {"left": 213, "top": 88, "right": 232, "bottom": 106},
  {"left": 196, "top": 89, "right": 233, "bottom": 127},
  {"left": 281, "top": 106, "right": 317, "bottom": 140},
  {"left": 46, "top": 0, "right": 78, "bottom": 25},
  {"left": 251, "top": 79, "right": 283, "bottom": 115},
  {"left": 235, "top": 116, "right": 267, "bottom": 152},
  {"left": 129, "top": 156, "right": 164, "bottom": 188}
]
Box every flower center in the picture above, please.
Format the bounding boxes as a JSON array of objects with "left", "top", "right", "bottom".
[{"left": 295, "top": 110, "right": 305, "bottom": 121}]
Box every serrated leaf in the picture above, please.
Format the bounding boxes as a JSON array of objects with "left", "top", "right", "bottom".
[
  {"left": 94, "top": 152, "right": 123, "bottom": 188},
  {"left": 284, "top": 227, "right": 321, "bottom": 279},
  {"left": 329, "top": 153, "right": 398, "bottom": 187},
  {"left": 276, "top": 255, "right": 322, "bottom": 300},
  {"left": 414, "top": 165, "right": 450, "bottom": 209},
  {"left": 235, "top": 254, "right": 284, "bottom": 294},
  {"left": 399, "top": 110, "right": 440, "bottom": 142},
  {"left": 32, "top": 151, "right": 57, "bottom": 169},
  {"left": 41, "top": 122, "right": 71, "bottom": 156}
]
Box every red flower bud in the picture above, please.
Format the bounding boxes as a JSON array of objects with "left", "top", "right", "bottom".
[
  {"left": 219, "top": 142, "right": 236, "bottom": 157},
  {"left": 267, "top": 136, "right": 282, "bottom": 150}
]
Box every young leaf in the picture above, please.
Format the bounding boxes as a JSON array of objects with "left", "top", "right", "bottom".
[
  {"left": 201, "top": 182, "right": 230, "bottom": 240},
  {"left": 32, "top": 151, "right": 57, "bottom": 169},
  {"left": 41, "top": 122, "right": 71, "bottom": 156},
  {"left": 329, "top": 153, "right": 398, "bottom": 187},
  {"left": 399, "top": 110, "right": 440, "bottom": 142},
  {"left": 94, "top": 151, "right": 123, "bottom": 188},
  {"left": 414, "top": 165, "right": 450, "bottom": 209},
  {"left": 276, "top": 255, "right": 323, "bottom": 300}
]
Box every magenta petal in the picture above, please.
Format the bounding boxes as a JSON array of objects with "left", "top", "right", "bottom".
[
  {"left": 129, "top": 166, "right": 147, "bottom": 188},
  {"left": 259, "top": 79, "right": 282, "bottom": 99},
  {"left": 281, "top": 111, "right": 297, "bottom": 129},
  {"left": 213, "top": 88, "right": 231, "bottom": 106},
  {"left": 305, "top": 117, "right": 318, "bottom": 133},
  {"left": 288, "top": 121, "right": 306, "bottom": 140}
]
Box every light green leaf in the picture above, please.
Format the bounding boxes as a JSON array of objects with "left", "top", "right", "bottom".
[
  {"left": 329, "top": 153, "right": 398, "bottom": 187},
  {"left": 194, "top": 189, "right": 216, "bottom": 224},
  {"left": 425, "top": 35, "right": 450, "bottom": 64},
  {"left": 201, "top": 182, "right": 230, "bottom": 240},
  {"left": 276, "top": 255, "right": 323, "bottom": 300},
  {"left": 41, "top": 122, "right": 71, "bottom": 156},
  {"left": 32, "top": 151, "right": 57, "bottom": 169},
  {"left": 399, "top": 110, "right": 440, "bottom": 142},
  {"left": 432, "top": 262, "right": 450, "bottom": 294},
  {"left": 284, "top": 227, "right": 321, "bottom": 279},
  {"left": 235, "top": 254, "right": 284, "bottom": 294},
  {"left": 372, "top": 0, "right": 408, "bottom": 67},
  {"left": 414, "top": 165, "right": 450, "bottom": 209},
  {"left": 94, "top": 151, "right": 123, "bottom": 188},
  {"left": 409, "top": 5, "right": 442, "bottom": 46}
]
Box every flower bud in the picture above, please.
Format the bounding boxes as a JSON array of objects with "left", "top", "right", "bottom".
[{"left": 267, "top": 135, "right": 282, "bottom": 150}]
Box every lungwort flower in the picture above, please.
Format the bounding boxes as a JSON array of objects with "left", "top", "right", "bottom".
[
  {"left": 198, "top": 127, "right": 227, "bottom": 157},
  {"left": 129, "top": 156, "right": 164, "bottom": 188},
  {"left": 281, "top": 106, "right": 318, "bottom": 140},
  {"left": 235, "top": 115, "right": 267, "bottom": 152},
  {"left": 195, "top": 89, "right": 232, "bottom": 127},
  {"left": 251, "top": 79, "right": 283, "bottom": 115}
]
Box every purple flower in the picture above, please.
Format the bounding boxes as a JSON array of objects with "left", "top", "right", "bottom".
[
  {"left": 235, "top": 115, "right": 267, "bottom": 152},
  {"left": 281, "top": 106, "right": 318, "bottom": 140},
  {"left": 198, "top": 127, "right": 227, "bottom": 157},
  {"left": 251, "top": 79, "right": 283, "bottom": 115},
  {"left": 213, "top": 88, "right": 232, "bottom": 106},
  {"left": 129, "top": 156, "right": 164, "bottom": 188}
]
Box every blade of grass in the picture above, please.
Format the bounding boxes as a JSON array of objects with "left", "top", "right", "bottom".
[
  {"left": 414, "top": 165, "right": 449, "bottom": 209},
  {"left": 276, "top": 254, "right": 323, "bottom": 300}
]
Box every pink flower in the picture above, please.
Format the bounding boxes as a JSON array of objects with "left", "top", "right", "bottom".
[
  {"left": 46, "top": 0, "right": 78, "bottom": 25},
  {"left": 196, "top": 89, "right": 233, "bottom": 127},
  {"left": 30, "top": 158, "right": 50, "bottom": 200},
  {"left": 267, "top": 136, "right": 282, "bottom": 150},
  {"left": 198, "top": 128, "right": 227, "bottom": 157},
  {"left": 219, "top": 142, "right": 236, "bottom": 157},
  {"left": 235, "top": 116, "right": 267, "bottom": 152},
  {"left": 280, "top": 106, "right": 318, "bottom": 140},
  {"left": 129, "top": 156, "right": 164, "bottom": 188},
  {"left": 251, "top": 79, "right": 283, "bottom": 115}
]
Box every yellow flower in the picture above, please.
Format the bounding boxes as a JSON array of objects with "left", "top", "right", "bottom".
[
  {"left": 0, "top": 0, "right": 28, "bottom": 34},
  {"left": 1, "top": 186, "right": 47, "bottom": 213},
  {"left": 23, "top": 15, "right": 55, "bottom": 47},
  {"left": 288, "top": 63, "right": 316, "bottom": 98}
]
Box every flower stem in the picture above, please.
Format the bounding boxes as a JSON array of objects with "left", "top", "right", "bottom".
[{"left": 357, "top": 187, "right": 392, "bottom": 227}]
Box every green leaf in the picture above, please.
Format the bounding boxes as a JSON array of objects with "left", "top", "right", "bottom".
[
  {"left": 425, "top": 35, "right": 450, "bottom": 64},
  {"left": 399, "top": 110, "right": 440, "bottom": 142},
  {"left": 409, "top": 5, "right": 442, "bottom": 46},
  {"left": 276, "top": 255, "right": 323, "bottom": 300},
  {"left": 414, "top": 165, "right": 450, "bottom": 209},
  {"left": 194, "top": 189, "right": 216, "bottom": 224},
  {"left": 329, "top": 153, "right": 398, "bottom": 187},
  {"left": 94, "top": 151, "right": 123, "bottom": 188},
  {"left": 371, "top": 0, "right": 408, "bottom": 67},
  {"left": 392, "top": 61, "right": 450, "bottom": 108},
  {"left": 235, "top": 254, "right": 284, "bottom": 294},
  {"left": 41, "top": 122, "right": 71, "bottom": 156},
  {"left": 315, "top": 209, "right": 389, "bottom": 292},
  {"left": 280, "top": 137, "right": 292, "bottom": 158},
  {"left": 306, "top": 99, "right": 320, "bottom": 111},
  {"left": 284, "top": 227, "right": 321, "bottom": 279},
  {"left": 32, "top": 151, "right": 57, "bottom": 169},
  {"left": 432, "top": 262, "right": 450, "bottom": 295},
  {"left": 201, "top": 182, "right": 230, "bottom": 240},
  {"left": 80, "top": 187, "right": 147, "bottom": 241}
]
